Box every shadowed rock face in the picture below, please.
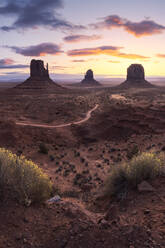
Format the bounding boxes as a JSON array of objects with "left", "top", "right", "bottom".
[
  {"left": 119, "top": 64, "right": 154, "bottom": 88},
  {"left": 85, "top": 70, "right": 94, "bottom": 80},
  {"left": 127, "top": 64, "right": 145, "bottom": 81},
  {"left": 30, "top": 59, "right": 49, "bottom": 79},
  {"left": 81, "top": 69, "right": 100, "bottom": 86},
  {"left": 14, "top": 59, "right": 62, "bottom": 91}
]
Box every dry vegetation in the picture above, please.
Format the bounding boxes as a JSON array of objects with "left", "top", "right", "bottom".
[
  {"left": 104, "top": 152, "right": 165, "bottom": 198},
  {"left": 0, "top": 83, "right": 165, "bottom": 247},
  {"left": 0, "top": 148, "right": 52, "bottom": 204}
]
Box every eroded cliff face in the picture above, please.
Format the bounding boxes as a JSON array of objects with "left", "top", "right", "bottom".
[
  {"left": 30, "top": 60, "right": 49, "bottom": 79},
  {"left": 14, "top": 59, "right": 62, "bottom": 91},
  {"left": 119, "top": 64, "right": 154, "bottom": 88},
  {"left": 81, "top": 69, "right": 100, "bottom": 86},
  {"left": 85, "top": 70, "right": 94, "bottom": 80},
  {"left": 127, "top": 64, "right": 145, "bottom": 81}
]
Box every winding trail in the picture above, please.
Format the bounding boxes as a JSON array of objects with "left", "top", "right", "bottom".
[{"left": 16, "top": 104, "right": 99, "bottom": 129}]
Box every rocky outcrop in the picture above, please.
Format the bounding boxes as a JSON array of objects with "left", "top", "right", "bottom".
[
  {"left": 30, "top": 59, "right": 49, "bottom": 79},
  {"left": 119, "top": 64, "right": 153, "bottom": 88},
  {"left": 127, "top": 64, "right": 145, "bottom": 81},
  {"left": 15, "top": 59, "right": 62, "bottom": 91},
  {"left": 85, "top": 70, "right": 94, "bottom": 81},
  {"left": 81, "top": 69, "right": 101, "bottom": 86}
]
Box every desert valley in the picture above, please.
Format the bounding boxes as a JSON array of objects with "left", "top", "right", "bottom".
[
  {"left": 0, "top": 0, "right": 165, "bottom": 247},
  {"left": 0, "top": 60, "right": 164, "bottom": 248}
]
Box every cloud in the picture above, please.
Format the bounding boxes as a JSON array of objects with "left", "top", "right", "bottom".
[
  {"left": 6, "top": 43, "right": 63, "bottom": 56},
  {"left": 157, "top": 54, "right": 165, "bottom": 58},
  {"left": 67, "top": 45, "right": 149, "bottom": 60},
  {"left": 0, "top": 58, "right": 15, "bottom": 65},
  {"left": 67, "top": 46, "right": 122, "bottom": 56},
  {"left": 0, "top": 58, "right": 28, "bottom": 69},
  {"left": 71, "top": 59, "right": 86, "bottom": 62},
  {"left": 92, "top": 15, "right": 165, "bottom": 37},
  {"left": 51, "top": 65, "right": 70, "bottom": 70},
  {"left": 63, "top": 34, "right": 101, "bottom": 43},
  {"left": 0, "top": 64, "right": 28, "bottom": 69},
  {"left": 108, "top": 60, "right": 120, "bottom": 63},
  {"left": 0, "top": 0, "right": 85, "bottom": 31}
]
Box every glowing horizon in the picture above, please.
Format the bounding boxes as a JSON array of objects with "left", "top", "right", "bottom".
[{"left": 0, "top": 0, "right": 165, "bottom": 80}]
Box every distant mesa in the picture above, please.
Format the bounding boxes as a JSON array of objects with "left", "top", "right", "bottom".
[
  {"left": 119, "top": 64, "right": 154, "bottom": 88},
  {"left": 15, "top": 59, "right": 62, "bottom": 90},
  {"left": 30, "top": 59, "right": 49, "bottom": 79},
  {"left": 80, "top": 69, "right": 101, "bottom": 86}
]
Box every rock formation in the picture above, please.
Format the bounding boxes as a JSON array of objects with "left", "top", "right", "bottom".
[
  {"left": 30, "top": 59, "right": 49, "bottom": 79},
  {"left": 80, "top": 69, "right": 101, "bottom": 86},
  {"left": 119, "top": 64, "right": 153, "bottom": 88},
  {"left": 15, "top": 59, "right": 62, "bottom": 91}
]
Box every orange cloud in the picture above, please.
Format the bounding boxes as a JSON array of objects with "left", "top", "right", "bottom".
[
  {"left": 157, "top": 54, "right": 165, "bottom": 58},
  {"left": 108, "top": 60, "right": 120, "bottom": 63},
  {"left": 67, "top": 46, "right": 149, "bottom": 60}
]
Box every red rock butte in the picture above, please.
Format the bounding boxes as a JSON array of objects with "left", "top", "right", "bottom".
[
  {"left": 14, "top": 59, "right": 62, "bottom": 91},
  {"left": 80, "top": 69, "right": 101, "bottom": 86},
  {"left": 119, "top": 64, "right": 154, "bottom": 88}
]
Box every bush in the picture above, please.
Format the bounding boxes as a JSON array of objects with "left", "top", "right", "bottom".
[
  {"left": 39, "top": 143, "right": 49, "bottom": 154},
  {"left": 127, "top": 152, "right": 164, "bottom": 187},
  {"left": 0, "top": 148, "right": 52, "bottom": 204},
  {"left": 104, "top": 152, "right": 164, "bottom": 198},
  {"left": 126, "top": 144, "right": 139, "bottom": 160}
]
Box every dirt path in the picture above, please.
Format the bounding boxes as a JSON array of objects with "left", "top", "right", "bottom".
[{"left": 16, "top": 104, "right": 99, "bottom": 128}]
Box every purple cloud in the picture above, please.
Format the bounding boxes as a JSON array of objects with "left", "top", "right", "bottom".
[
  {"left": 0, "top": 58, "right": 28, "bottom": 69},
  {"left": 92, "top": 15, "right": 165, "bottom": 37},
  {"left": 63, "top": 34, "right": 101, "bottom": 43},
  {"left": 6, "top": 43, "right": 63, "bottom": 56},
  {"left": 0, "top": 0, "right": 85, "bottom": 31}
]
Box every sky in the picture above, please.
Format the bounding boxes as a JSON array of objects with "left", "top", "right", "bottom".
[{"left": 0, "top": 0, "right": 165, "bottom": 81}]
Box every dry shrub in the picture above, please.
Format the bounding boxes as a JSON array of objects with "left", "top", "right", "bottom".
[
  {"left": 105, "top": 152, "right": 164, "bottom": 198},
  {"left": 0, "top": 148, "right": 52, "bottom": 204}
]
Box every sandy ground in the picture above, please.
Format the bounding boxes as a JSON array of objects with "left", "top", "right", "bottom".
[{"left": 0, "top": 83, "right": 165, "bottom": 247}]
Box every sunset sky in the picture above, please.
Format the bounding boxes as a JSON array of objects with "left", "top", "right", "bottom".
[{"left": 0, "top": 0, "right": 165, "bottom": 80}]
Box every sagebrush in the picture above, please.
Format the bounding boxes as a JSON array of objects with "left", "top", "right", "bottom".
[
  {"left": 0, "top": 148, "right": 52, "bottom": 204},
  {"left": 105, "top": 152, "right": 165, "bottom": 197}
]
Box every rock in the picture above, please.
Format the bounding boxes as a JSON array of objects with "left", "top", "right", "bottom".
[
  {"left": 144, "top": 209, "right": 151, "bottom": 215},
  {"left": 127, "top": 64, "right": 145, "bottom": 81},
  {"left": 99, "top": 219, "right": 109, "bottom": 229},
  {"left": 47, "top": 195, "right": 61, "bottom": 204},
  {"left": 80, "top": 69, "right": 101, "bottom": 86},
  {"left": 119, "top": 64, "right": 154, "bottom": 88},
  {"left": 30, "top": 59, "right": 49, "bottom": 78},
  {"left": 85, "top": 69, "right": 94, "bottom": 80},
  {"left": 14, "top": 59, "right": 62, "bottom": 91},
  {"left": 138, "top": 181, "right": 155, "bottom": 192}
]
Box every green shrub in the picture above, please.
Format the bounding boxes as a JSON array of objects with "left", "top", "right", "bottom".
[
  {"left": 104, "top": 152, "right": 164, "bottom": 198},
  {"left": 39, "top": 143, "right": 49, "bottom": 154},
  {"left": 0, "top": 148, "right": 52, "bottom": 204}
]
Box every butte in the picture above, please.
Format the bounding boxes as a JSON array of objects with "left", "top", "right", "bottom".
[
  {"left": 14, "top": 59, "right": 62, "bottom": 91},
  {"left": 119, "top": 64, "right": 154, "bottom": 88},
  {"left": 80, "top": 69, "right": 101, "bottom": 86}
]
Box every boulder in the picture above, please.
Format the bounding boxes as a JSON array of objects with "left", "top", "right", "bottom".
[{"left": 138, "top": 181, "right": 155, "bottom": 192}]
